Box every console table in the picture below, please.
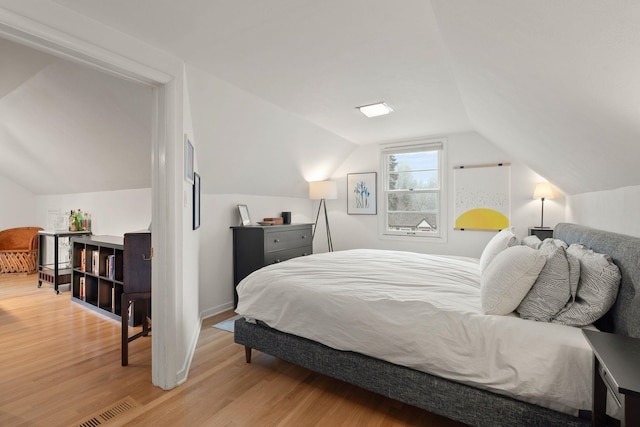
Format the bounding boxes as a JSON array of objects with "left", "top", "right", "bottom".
[{"left": 38, "top": 230, "right": 91, "bottom": 293}]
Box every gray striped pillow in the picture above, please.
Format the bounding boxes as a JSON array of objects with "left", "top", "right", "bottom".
[
  {"left": 517, "top": 245, "right": 572, "bottom": 322},
  {"left": 539, "top": 238, "right": 580, "bottom": 300},
  {"left": 552, "top": 244, "right": 621, "bottom": 327}
]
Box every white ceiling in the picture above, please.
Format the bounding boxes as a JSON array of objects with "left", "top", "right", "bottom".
[
  {"left": 3, "top": 0, "right": 640, "bottom": 195},
  {"left": 50, "top": 0, "right": 472, "bottom": 144}
]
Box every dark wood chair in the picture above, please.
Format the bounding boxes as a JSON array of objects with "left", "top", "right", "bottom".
[{"left": 121, "top": 230, "right": 152, "bottom": 366}]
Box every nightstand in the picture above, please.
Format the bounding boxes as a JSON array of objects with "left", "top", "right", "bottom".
[
  {"left": 528, "top": 227, "right": 553, "bottom": 240},
  {"left": 582, "top": 329, "right": 640, "bottom": 426}
]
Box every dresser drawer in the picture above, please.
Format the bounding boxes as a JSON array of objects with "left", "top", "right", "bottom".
[
  {"left": 232, "top": 223, "right": 314, "bottom": 308},
  {"left": 265, "top": 245, "right": 312, "bottom": 265},
  {"left": 265, "top": 228, "right": 311, "bottom": 252}
]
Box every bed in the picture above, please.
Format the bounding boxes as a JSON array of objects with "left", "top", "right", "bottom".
[{"left": 233, "top": 223, "right": 640, "bottom": 426}]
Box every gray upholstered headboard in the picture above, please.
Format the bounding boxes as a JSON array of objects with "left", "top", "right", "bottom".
[{"left": 554, "top": 223, "right": 640, "bottom": 338}]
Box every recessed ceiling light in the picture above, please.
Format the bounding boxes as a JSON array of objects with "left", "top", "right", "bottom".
[{"left": 356, "top": 102, "right": 393, "bottom": 118}]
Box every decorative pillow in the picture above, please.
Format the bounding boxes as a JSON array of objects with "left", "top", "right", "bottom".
[
  {"left": 553, "top": 244, "right": 621, "bottom": 327},
  {"left": 481, "top": 246, "right": 547, "bottom": 315},
  {"left": 539, "top": 238, "right": 568, "bottom": 250},
  {"left": 540, "top": 238, "right": 580, "bottom": 299},
  {"left": 479, "top": 227, "right": 520, "bottom": 273},
  {"left": 516, "top": 245, "right": 572, "bottom": 321},
  {"left": 521, "top": 235, "right": 542, "bottom": 249},
  {"left": 566, "top": 251, "right": 581, "bottom": 301}
]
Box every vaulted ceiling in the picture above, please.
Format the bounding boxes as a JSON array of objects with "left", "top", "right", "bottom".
[
  {"left": 0, "top": 37, "right": 153, "bottom": 195},
  {"left": 2, "top": 0, "right": 640, "bottom": 196}
]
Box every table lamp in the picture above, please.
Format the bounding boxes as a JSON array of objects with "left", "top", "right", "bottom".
[{"left": 533, "top": 182, "right": 554, "bottom": 228}]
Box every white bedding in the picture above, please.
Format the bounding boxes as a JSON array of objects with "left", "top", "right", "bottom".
[{"left": 235, "top": 249, "right": 594, "bottom": 415}]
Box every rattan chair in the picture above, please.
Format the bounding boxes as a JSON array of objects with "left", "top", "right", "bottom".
[{"left": 0, "top": 227, "right": 43, "bottom": 274}]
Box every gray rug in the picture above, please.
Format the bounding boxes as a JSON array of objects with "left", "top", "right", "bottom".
[{"left": 212, "top": 315, "right": 241, "bottom": 332}]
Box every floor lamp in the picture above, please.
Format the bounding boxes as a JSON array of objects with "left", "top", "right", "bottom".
[
  {"left": 309, "top": 181, "right": 338, "bottom": 252},
  {"left": 533, "top": 182, "right": 554, "bottom": 228}
]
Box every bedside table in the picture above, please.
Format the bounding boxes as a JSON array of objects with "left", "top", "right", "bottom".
[
  {"left": 582, "top": 329, "right": 640, "bottom": 426},
  {"left": 528, "top": 227, "right": 553, "bottom": 240}
]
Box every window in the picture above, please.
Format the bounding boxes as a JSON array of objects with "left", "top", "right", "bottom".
[{"left": 381, "top": 140, "right": 445, "bottom": 238}]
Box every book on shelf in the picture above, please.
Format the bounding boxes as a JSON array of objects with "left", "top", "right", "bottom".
[
  {"left": 111, "top": 286, "right": 115, "bottom": 312},
  {"left": 79, "top": 277, "right": 86, "bottom": 301},
  {"left": 81, "top": 248, "right": 86, "bottom": 272},
  {"left": 107, "top": 254, "right": 115, "bottom": 280},
  {"left": 92, "top": 251, "right": 99, "bottom": 275}
]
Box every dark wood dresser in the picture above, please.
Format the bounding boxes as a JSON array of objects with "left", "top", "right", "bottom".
[
  {"left": 122, "top": 230, "right": 151, "bottom": 366},
  {"left": 231, "top": 223, "right": 313, "bottom": 307}
]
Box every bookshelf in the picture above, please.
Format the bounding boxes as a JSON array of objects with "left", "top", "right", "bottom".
[{"left": 71, "top": 235, "right": 143, "bottom": 326}]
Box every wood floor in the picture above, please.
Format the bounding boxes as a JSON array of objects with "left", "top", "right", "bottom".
[{"left": 0, "top": 274, "right": 466, "bottom": 426}]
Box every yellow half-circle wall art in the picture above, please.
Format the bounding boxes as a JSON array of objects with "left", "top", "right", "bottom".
[{"left": 455, "top": 208, "right": 509, "bottom": 230}]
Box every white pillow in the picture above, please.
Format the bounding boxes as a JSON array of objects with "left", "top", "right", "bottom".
[
  {"left": 521, "top": 235, "right": 542, "bottom": 249},
  {"left": 479, "top": 228, "right": 520, "bottom": 273},
  {"left": 481, "top": 246, "right": 547, "bottom": 315}
]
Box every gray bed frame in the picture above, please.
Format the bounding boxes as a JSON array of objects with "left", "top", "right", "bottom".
[{"left": 234, "top": 223, "right": 640, "bottom": 426}]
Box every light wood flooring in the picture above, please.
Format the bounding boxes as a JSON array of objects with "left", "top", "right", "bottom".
[{"left": 0, "top": 274, "right": 465, "bottom": 426}]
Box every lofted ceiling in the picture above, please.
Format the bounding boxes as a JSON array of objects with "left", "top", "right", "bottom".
[{"left": 3, "top": 0, "right": 640, "bottom": 196}]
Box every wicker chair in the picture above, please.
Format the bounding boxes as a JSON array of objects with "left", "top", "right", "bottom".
[{"left": 0, "top": 227, "right": 43, "bottom": 274}]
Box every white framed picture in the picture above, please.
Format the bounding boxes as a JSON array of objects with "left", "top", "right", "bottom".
[
  {"left": 237, "top": 204, "right": 251, "bottom": 226},
  {"left": 184, "top": 135, "right": 194, "bottom": 184},
  {"left": 347, "top": 172, "right": 377, "bottom": 215}
]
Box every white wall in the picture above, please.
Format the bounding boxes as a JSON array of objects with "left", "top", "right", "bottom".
[
  {"left": 31, "top": 188, "right": 150, "bottom": 266},
  {"left": 199, "top": 194, "right": 313, "bottom": 318},
  {"left": 184, "top": 64, "right": 356, "bottom": 197},
  {"left": 0, "top": 175, "right": 36, "bottom": 230},
  {"left": 184, "top": 64, "right": 352, "bottom": 316},
  {"left": 566, "top": 185, "right": 640, "bottom": 238},
  {"left": 325, "top": 132, "right": 566, "bottom": 258},
  {"left": 34, "top": 188, "right": 151, "bottom": 235}
]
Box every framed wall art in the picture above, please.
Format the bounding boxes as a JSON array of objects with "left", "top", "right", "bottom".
[
  {"left": 453, "top": 163, "right": 511, "bottom": 231},
  {"left": 193, "top": 172, "right": 200, "bottom": 230},
  {"left": 184, "top": 135, "right": 194, "bottom": 184},
  {"left": 347, "top": 172, "right": 377, "bottom": 215}
]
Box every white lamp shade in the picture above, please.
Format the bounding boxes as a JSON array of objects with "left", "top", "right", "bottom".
[
  {"left": 309, "top": 181, "right": 338, "bottom": 200},
  {"left": 533, "top": 182, "right": 554, "bottom": 199}
]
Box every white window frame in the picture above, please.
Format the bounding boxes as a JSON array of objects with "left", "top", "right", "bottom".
[{"left": 379, "top": 139, "right": 447, "bottom": 241}]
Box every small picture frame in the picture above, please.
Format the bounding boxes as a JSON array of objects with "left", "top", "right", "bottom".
[
  {"left": 192, "top": 173, "right": 200, "bottom": 230},
  {"left": 184, "top": 135, "right": 194, "bottom": 184},
  {"left": 347, "top": 172, "right": 377, "bottom": 215},
  {"left": 237, "top": 204, "right": 251, "bottom": 226}
]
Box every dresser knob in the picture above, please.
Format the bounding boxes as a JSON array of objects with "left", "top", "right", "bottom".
[
  {"left": 273, "top": 239, "right": 280, "bottom": 243},
  {"left": 301, "top": 235, "right": 307, "bottom": 239},
  {"left": 274, "top": 259, "right": 281, "bottom": 263}
]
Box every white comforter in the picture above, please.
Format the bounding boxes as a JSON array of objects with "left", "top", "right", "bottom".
[{"left": 235, "top": 249, "right": 593, "bottom": 415}]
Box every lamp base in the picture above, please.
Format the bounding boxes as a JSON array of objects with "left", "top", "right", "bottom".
[{"left": 312, "top": 199, "right": 333, "bottom": 252}]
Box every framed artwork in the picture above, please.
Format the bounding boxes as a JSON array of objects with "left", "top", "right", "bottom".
[
  {"left": 237, "top": 204, "right": 251, "bottom": 226},
  {"left": 184, "top": 135, "right": 194, "bottom": 184},
  {"left": 347, "top": 172, "right": 377, "bottom": 215},
  {"left": 453, "top": 163, "right": 511, "bottom": 231},
  {"left": 192, "top": 173, "right": 200, "bottom": 230}
]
